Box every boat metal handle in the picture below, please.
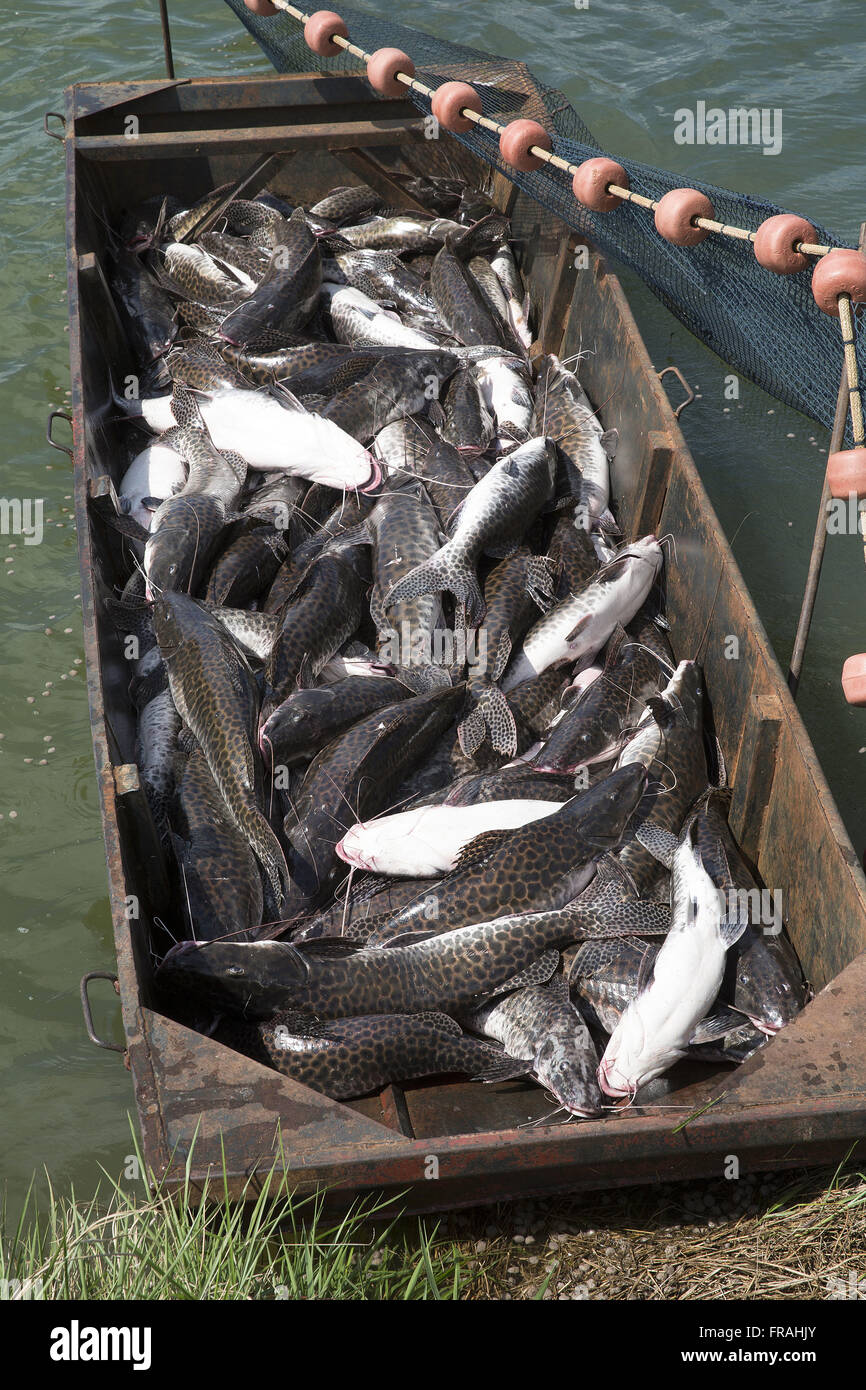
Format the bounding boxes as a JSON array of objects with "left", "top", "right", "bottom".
[
  {"left": 46, "top": 410, "right": 73, "bottom": 458},
  {"left": 657, "top": 365, "right": 695, "bottom": 418},
  {"left": 80, "top": 971, "right": 125, "bottom": 1053},
  {"left": 43, "top": 111, "right": 66, "bottom": 142}
]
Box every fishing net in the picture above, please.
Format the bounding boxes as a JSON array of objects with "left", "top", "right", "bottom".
[{"left": 223, "top": 0, "right": 862, "bottom": 440}]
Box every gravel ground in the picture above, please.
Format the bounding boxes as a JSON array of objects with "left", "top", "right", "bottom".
[{"left": 425, "top": 1162, "right": 866, "bottom": 1299}]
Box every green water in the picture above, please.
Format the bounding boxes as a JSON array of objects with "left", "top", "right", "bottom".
[{"left": 1, "top": 1, "right": 864, "bottom": 1213}]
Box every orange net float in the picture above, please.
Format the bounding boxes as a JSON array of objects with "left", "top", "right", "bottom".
[
  {"left": 812, "top": 248, "right": 866, "bottom": 316},
  {"left": 499, "top": 120, "right": 552, "bottom": 173},
  {"left": 842, "top": 653, "right": 866, "bottom": 706},
  {"left": 753, "top": 214, "right": 817, "bottom": 274},
  {"left": 367, "top": 47, "right": 415, "bottom": 98},
  {"left": 244, "top": 0, "right": 278, "bottom": 13},
  {"left": 654, "top": 188, "right": 714, "bottom": 247},
  {"left": 571, "top": 157, "right": 628, "bottom": 213},
  {"left": 827, "top": 447, "right": 866, "bottom": 500},
  {"left": 304, "top": 11, "right": 349, "bottom": 56},
  {"left": 431, "top": 81, "right": 482, "bottom": 134}
]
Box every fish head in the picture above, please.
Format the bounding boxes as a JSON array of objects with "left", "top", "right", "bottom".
[
  {"left": 597, "top": 1003, "right": 684, "bottom": 1099},
  {"left": 534, "top": 1036, "right": 603, "bottom": 1118},
  {"left": 335, "top": 823, "right": 376, "bottom": 872},
  {"left": 570, "top": 762, "right": 649, "bottom": 851},
  {"left": 618, "top": 534, "right": 664, "bottom": 582},
  {"left": 157, "top": 939, "right": 300, "bottom": 1014},
  {"left": 309, "top": 417, "right": 382, "bottom": 493},
  {"left": 663, "top": 659, "right": 705, "bottom": 730},
  {"left": 732, "top": 931, "right": 806, "bottom": 1034},
  {"left": 259, "top": 690, "right": 326, "bottom": 762}
]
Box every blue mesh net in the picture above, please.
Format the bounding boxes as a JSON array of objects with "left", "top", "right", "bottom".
[{"left": 223, "top": 0, "right": 862, "bottom": 441}]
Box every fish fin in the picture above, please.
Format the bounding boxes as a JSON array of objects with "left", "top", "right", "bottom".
[
  {"left": 487, "top": 949, "right": 560, "bottom": 997},
  {"left": 596, "top": 507, "right": 621, "bottom": 537},
  {"left": 600, "top": 428, "right": 619, "bottom": 459},
  {"left": 688, "top": 1007, "right": 745, "bottom": 1046},
  {"left": 413, "top": 1010, "right": 463, "bottom": 1036},
  {"left": 474, "top": 1053, "right": 535, "bottom": 1085},
  {"left": 270, "top": 1008, "right": 338, "bottom": 1040},
  {"left": 564, "top": 614, "right": 592, "bottom": 645},
  {"left": 719, "top": 900, "right": 750, "bottom": 950},
  {"left": 603, "top": 623, "right": 629, "bottom": 668},
  {"left": 636, "top": 942, "right": 657, "bottom": 995},
  {"left": 457, "top": 705, "right": 487, "bottom": 758},
  {"left": 453, "top": 826, "right": 515, "bottom": 871},
  {"left": 289, "top": 937, "right": 362, "bottom": 958},
  {"left": 375, "top": 928, "right": 441, "bottom": 949},
  {"left": 593, "top": 853, "right": 637, "bottom": 894},
  {"left": 93, "top": 508, "right": 151, "bottom": 543},
  {"left": 635, "top": 822, "right": 678, "bottom": 868},
  {"left": 383, "top": 549, "right": 485, "bottom": 628},
  {"left": 427, "top": 399, "right": 446, "bottom": 429},
  {"left": 545, "top": 972, "right": 570, "bottom": 1000},
  {"left": 578, "top": 900, "right": 672, "bottom": 939},
  {"left": 644, "top": 695, "right": 672, "bottom": 729},
  {"left": 490, "top": 630, "right": 512, "bottom": 684},
  {"left": 296, "top": 652, "right": 315, "bottom": 691},
  {"left": 479, "top": 684, "right": 518, "bottom": 756},
  {"left": 709, "top": 734, "right": 727, "bottom": 789},
  {"left": 525, "top": 555, "right": 557, "bottom": 610}
]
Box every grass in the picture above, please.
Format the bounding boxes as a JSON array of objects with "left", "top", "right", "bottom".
[
  {"left": 439, "top": 1150, "right": 866, "bottom": 1300},
  {"left": 0, "top": 1131, "right": 467, "bottom": 1301},
  {"left": 4, "top": 1129, "right": 866, "bottom": 1300}
]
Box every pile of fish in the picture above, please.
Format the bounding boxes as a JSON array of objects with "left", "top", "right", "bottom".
[{"left": 101, "top": 169, "right": 808, "bottom": 1117}]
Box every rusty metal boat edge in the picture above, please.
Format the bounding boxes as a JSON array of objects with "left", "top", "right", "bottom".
[{"left": 62, "top": 71, "right": 866, "bottom": 1210}]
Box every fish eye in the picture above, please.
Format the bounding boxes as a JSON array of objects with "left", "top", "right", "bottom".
[
  {"left": 226, "top": 965, "right": 245, "bottom": 977},
  {"left": 168, "top": 563, "right": 178, "bottom": 575}
]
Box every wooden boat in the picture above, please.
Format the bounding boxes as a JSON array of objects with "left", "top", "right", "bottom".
[{"left": 59, "top": 71, "right": 866, "bottom": 1208}]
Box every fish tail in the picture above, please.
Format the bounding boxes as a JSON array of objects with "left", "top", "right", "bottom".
[
  {"left": 460, "top": 685, "right": 518, "bottom": 757},
  {"left": 242, "top": 806, "right": 291, "bottom": 910},
  {"left": 383, "top": 547, "right": 485, "bottom": 627}
]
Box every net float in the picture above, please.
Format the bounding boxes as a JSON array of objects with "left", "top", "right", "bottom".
[
  {"left": 812, "top": 248, "right": 866, "bottom": 316},
  {"left": 431, "top": 81, "right": 482, "bottom": 134},
  {"left": 654, "top": 188, "right": 714, "bottom": 247},
  {"left": 753, "top": 214, "right": 817, "bottom": 274},
  {"left": 367, "top": 47, "right": 414, "bottom": 98},
  {"left": 304, "top": 10, "right": 349, "bottom": 56},
  {"left": 499, "top": 119, "right": 551, "bottom": 172}
]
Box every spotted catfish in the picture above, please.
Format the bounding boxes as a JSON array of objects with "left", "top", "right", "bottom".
[
  {"left": 598, "top": 813, "right": 750, "bottom": 1098},
  {"left": 319, "top": 349, "right": 459, "bottom": 443},
  {"left": 430, "top": 217, "right": 512, "bottom": 347},
  {"left": 361, "top": 477, "right": 451, "bottom": 683},
  {"left": 219, "top": 1010, "right": 518, "bottom": 1099},
  {"left": 536, "top": 354, "right": 618, "bottom": 530},
  {"left": 501, "top": 537, "right": 663, "bottom": 692},
  {"left": 219, "top": 207, "right": 322, "bottom": 345},
  {"left": 152, "top": 592, "right": 289, "bottom": 910},
  {"left": 693, "top": 791, "right": 808, "bottom": 1034},
  {"left": 533, "top": 617, "right": 672, "bottom": 774},
  {"left": 383, "top": 436, "right": 557, "bottom": 626},
  {"left": 259, "top": 674, "right": 411, "bottom": 770},
  {"left": 171, "top": 747, "right": 265, "bottom": 943},
  {"left": 463, "top": 975, "right": 603, "bottom": 1117},
  {"left": 458, "top": 547, "right": 557, "bottom": 757},
  {"left": 362, "top": 763, "right": 647, "bottom": 947},
  {"left": 157, "top": 907, "right": 570, "bottom": 1021},
  {"left": 266, "top": 536, "right": 371, "bottom": 704},
  {"left": 281, "top": 684, "right": 465, "bottom": 917},
  {"left": 613, "top": 660, "right": 710, "bottom": 897}
]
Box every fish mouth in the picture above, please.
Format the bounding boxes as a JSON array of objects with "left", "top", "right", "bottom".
[
  {"left": 597, "top": 1057, "right": 634, "bottom": 1099},
  {"left": 361, "top": 455, "right": 383, "bottom": 493},
  {"left": 335, "top": 836, "right": 373, "bottom": 871}
]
